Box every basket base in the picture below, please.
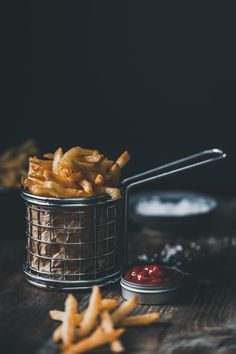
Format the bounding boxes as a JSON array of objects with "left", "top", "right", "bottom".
[{"left": 23, "top": 264, "right": 122, "bottom": 291}]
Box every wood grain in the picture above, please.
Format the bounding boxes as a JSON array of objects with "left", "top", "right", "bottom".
[{"left": 1, "top": 196, "right": 236, "bottom": 353}]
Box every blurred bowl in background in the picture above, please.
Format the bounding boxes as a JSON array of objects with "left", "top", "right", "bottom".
[{"left": 129, "top": 190, "right": 218, "bottom": 230}]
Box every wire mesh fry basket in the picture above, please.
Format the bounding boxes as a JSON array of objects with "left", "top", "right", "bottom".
[
  {"left": 22, "top": 192, "right": 124, "bottom": 290},
  {"left": 22, "top": 148, "right": 225, "bottom": 290}
]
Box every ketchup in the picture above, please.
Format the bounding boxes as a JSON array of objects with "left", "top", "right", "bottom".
[{"left": 123, "top": 265, "right": 182, "bottom": 286}]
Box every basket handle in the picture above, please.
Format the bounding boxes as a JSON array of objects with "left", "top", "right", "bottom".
[
  {"left": 122, "top": 148, "right": 226, "bottom": 269},
  {"left": 122, "top": 148, "right": 226, "bottom": 191}
]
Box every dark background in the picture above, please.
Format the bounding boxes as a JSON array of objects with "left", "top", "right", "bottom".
[{"left": 2, "top": 0, "right": 236, "bottom": 194}]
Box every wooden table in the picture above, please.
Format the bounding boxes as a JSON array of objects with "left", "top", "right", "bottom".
[{"left": 1, "top": 196, "right": 236, "bottom": 354}]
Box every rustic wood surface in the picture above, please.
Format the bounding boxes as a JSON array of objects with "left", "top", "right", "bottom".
[{"left": 1, "top": 196, "right": 236, "bottom": 354}]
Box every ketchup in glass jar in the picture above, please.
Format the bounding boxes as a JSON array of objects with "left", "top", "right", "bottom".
[{"left": 123, "top": 265, "right": 182, "bottom": 286}]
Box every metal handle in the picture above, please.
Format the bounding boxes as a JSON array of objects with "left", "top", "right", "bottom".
[
  {"left": 122, "top": 148, "right": 226, "bottom": 270},
  {"left": 122, "top": 148, "right": 226, "bottom": 190}
]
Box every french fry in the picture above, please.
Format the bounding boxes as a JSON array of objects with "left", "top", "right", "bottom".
[
  {"left": 0, "top": 149, "right": 14, "bottom": 163},
  {"left": 99, "top": 158, "right": 114, "bottom": 171},
  {"left": 26, "top": 176, "right": 44, "bottom": 187},
  {"left": 58, "top": 147, "right": 100, "bottom": 172},
  {"left": 49, "top": 298, "right": 117, "bottom": 323},
  {"left": 18, "top": 139, "right": 38, "bottom": 154},
  {"left": 27, "top": 183, "right": 55, "bottom": 197},
  {"left": 62, "top": 327, "right": 124, "bottom": 354},
  {"left": 28, "top": 170, "right": 45, "bottom": 180},
  {"left": 59, "top": 159, "right": 103, "bottom": 174},
  {"left": 100, "top": 310, "right": 124, "bottom": 353},
  {"left": 119, "top": 312, "right": 160, "bottom": 326},
  {"left": 110, "top": 163, "right": 120, "bottom": 179},
  {"left": 0, "top": 140, "right": 39, "bottom": 188},
  {"left": 66, "top": 171, "right": 82, "bottom": 183},
  {"left": 50, "top": 310, "right": 83, "bottom": 324},
  {"left": 111, "top": 296, "right": 138, "bottom": 324},
  {"left": 0, "top": 155, "right": 25, "bottom": 169},
  {"left": 53, "top": 325, "right": 63, "bottom": 342},
  {"left": 95, "top": 186, "right": 121, "bottom": 199},
  {"left": 85, "top": 172, "right": 99, "bottom": 183},
  {"left": 28, "top": 161, "right": 52, "bottom": 181},
  {"left": 100, "top": 298, "right": 118, "bottom": 310},
  {"left": 26, "top": 180, "right": 87, "bottom": 198},
  {"left": 27, "top": 177, "right": 45, "bottom": 186},
  {"left": 52, "top": 147, "right": 63, "bottom": 174},
  {"left": 50, "top": 290, "right": 161, "bottom": 353},
  {"left": 23, "top": 145, "right": 130, "bottom": 199},
  {"left": 42, "top": 181, "right": 88, "bottom": 198},
  {"left": 76, "top": 286, "right": 101, "bottom": 338},
  {"left": 43, "top": 170, "right": 79, "bottom": 189},
  {"left": 77, "top": 155, "right": 104, "bottom": 163},
  {"left": 61, "top": 294, "right": 78, "bottom": 345},
  {"left": 29, "top": 157, "right": 52, "bottom": 168},
  {"left": 62, "top": 146, "right": 100, "bottom": 159},
  {"left": 115, "top": 151, "right": 130, "bottom": 169},
  {"left": 79, "top": 179, "right": 93, "bottom": 194},
  {"left": 94, "top": 174, "right": 104, "bottom": 186},
  {"left": 0, "top": 140, "right": 36, "bottom": 164},
  {"left": 50, "top": 298, "right": 118, "bottom": 342},
  {"left": 43, "top": 152, "right": 54, "bottom": 159},
  {"left": 107, "top": 163, "right": 120, "bottom": 186},
  {"left": 21, "top": 177, "right": 28, "bottom": 187},
  {"left": 58, "top": 170, "right": 82, "bottom": 184}
]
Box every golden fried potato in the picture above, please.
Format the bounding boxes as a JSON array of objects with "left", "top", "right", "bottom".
[{"left": 23, "top": 145, "right": 130, "bottom": 199}]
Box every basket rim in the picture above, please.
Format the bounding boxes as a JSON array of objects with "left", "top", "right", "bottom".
[{"left": 21, "top": 189, "right": 124, "bottom": 207}]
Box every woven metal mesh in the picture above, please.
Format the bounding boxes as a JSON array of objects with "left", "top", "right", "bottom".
[{"left": 24, "top": 196, "right": 123, "bottom": 284}]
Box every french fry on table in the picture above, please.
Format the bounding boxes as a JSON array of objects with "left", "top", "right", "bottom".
[
  {"left": 76, "top": 286, "right": 101, "bottom": 338},
  {"left": 62, "top": 327, "right": 124, "bottom": 354},
  {"left": 100, "top": 310, "right": 124, "bottom": 353},
  {"left": 119, "top": 312, "right": 160, "bottom": 326},
  {"left": 61, "top": 294, "right": 78, "bottom": 345},
  {"left": 50, "top": 298, "right": 118, "bottom": 342},
  {"left": 111, "top": 296, "right": 138, "bottom": 325},
  {"left": 49, "top": 287, "right": 160, "bottom": 354}
]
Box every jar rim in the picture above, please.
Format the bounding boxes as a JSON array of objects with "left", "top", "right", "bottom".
[{"left": 121, "top": 266, "right": 185, "bottom": 291}]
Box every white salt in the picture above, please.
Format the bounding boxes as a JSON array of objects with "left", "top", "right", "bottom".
[
  {"left": 137, "top": 254, "right": 149, "bottom": 261},
  {"left": 161, "top": 244, "right": 183, "bottom": 263},
  {"left": 136, "top": 197, "right": 210, "bottom": 217}
]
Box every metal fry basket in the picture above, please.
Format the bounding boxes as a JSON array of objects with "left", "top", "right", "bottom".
[
  {"left": 22, "top": 192, "right": 125, "bottom": 290},
  {"left": 22, "top": 148, "right": 226, "bottom": 290}
]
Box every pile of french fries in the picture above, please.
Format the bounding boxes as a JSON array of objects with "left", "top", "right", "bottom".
[
  {"left": 22, "top": 146, "right": 130, "bottom": 199},
  {"left": 49, "top": 286, "right": 160, "bottom": 354},
  {"left": 0, "top": 139, "right": 38, "bottom": 188}
]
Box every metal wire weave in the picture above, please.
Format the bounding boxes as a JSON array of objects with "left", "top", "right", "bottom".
[{"left": 22, "top": 191, "right": 124, "bottom": 289}]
